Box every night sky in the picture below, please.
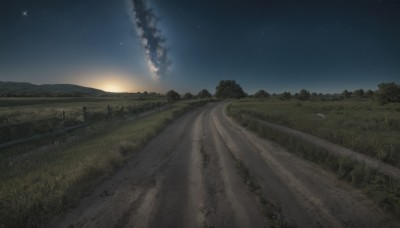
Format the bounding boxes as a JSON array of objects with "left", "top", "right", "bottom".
[{"left": 1, "top": 0, "right": 399, "bottom": 94}]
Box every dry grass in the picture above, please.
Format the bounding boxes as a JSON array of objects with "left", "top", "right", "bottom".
[{"left": 0, "top": 99, "right": 209, "bottom": 228}]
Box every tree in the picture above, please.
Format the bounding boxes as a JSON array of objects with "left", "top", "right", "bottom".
[
  {"left": 341, "top": 90, "right": 351, "bottom": 99},
  {"left": 280, "top": 92, "right": 291, "bottom": 101},
  {"left": 365, "top": 89, "right": 374, "bottom": 98},
  {"left": 215, "top": 80, "right": 246, "bottom": 99},
  {"left": 353, "top": 89, "right": 365, "bottom": 98},
  {"left": 183, "top": 92, "right": 193, "bottom": 100},
  {"left": 374, "top": 82, "right": 400, "bottom": 104},
  {"left": 298, "top": 89, "right": 310, "bottom": 101},
  {"left": 198, "top": 89, "right": 212, "bottom": 98},
  {"left": 254, "top": 89, "right": 270, "bottom": 98},
  {"left": 166, "top": 90, "right": 180, "bottom": 103}
]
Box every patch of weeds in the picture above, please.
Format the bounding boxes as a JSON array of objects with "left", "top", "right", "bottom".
[{"left": 118, "top": 141, "right": 135, "bottom": 156}]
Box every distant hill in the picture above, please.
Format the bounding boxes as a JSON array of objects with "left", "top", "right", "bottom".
[{"left": 0, "top": 81, "right": 107, "bottom": 97}]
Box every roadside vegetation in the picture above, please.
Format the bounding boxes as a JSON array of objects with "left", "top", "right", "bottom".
[
  {"left": 0, "top": 96, "right": 167, "bottom": 147},
  {"left": 227, "top": 91, "right": 400, "bottom": 216},
  {"left": 228, "top": 99, "right": 400, "bottom": 166},
  {"left": 0, "top": 98, "right": 210, "bottom": 228}
]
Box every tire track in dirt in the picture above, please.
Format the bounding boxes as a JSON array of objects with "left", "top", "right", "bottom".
[
  {"left": 52, "top": 102, "right": 400, "bottom": 228},
  {"left": 216, "top": 103, "right": 399, "bottom": 227},
  {"left": 201, "top": 108, "right": 267, "bottom": 227},
  {"left": 145, "top": 109, "right": 206, "bottom": 228},
  {"left": 51, "top": 107, "right": 205, "bottom": 228}
]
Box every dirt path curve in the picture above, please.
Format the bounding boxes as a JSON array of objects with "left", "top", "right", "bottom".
[
  {"left": 245, "top": 115, "right": 400, "bottom": 180},
  {"left": 52, "top": 102, "right": 399, "bottom": 228}
]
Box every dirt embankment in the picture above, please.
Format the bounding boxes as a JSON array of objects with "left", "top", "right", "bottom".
[{"left": 51, "top": 102, "right": 399, "bottom": 228}]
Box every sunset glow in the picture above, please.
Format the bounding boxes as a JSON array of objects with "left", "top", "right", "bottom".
[
  {"left": 101, "top": 83, "right": 125, "bottom": 93},
  {"left": 74, "top": 70, "right": 141, "bottom": 93}
]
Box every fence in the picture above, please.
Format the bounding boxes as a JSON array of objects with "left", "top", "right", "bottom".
[{"left": 0, "top": 101, "right": 167, "bottom": 150}]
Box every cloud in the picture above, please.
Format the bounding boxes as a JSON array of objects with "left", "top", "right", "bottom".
[{"left": 131, "top": 0, "right": 170, "bottom": 80}]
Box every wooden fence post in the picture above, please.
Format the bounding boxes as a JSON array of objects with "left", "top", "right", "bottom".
[
  {"left": 82, "top": 106, "right": 87, "bottom": 122},
  {"left": 107, "top": 104, "right": 112, "bottom": 120}
]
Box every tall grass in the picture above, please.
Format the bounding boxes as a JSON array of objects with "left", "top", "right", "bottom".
[{"left": 0, "top": 99, "right": 209, "bottom": 228}]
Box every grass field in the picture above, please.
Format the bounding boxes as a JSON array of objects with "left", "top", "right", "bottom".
[
  {"left": 0, "top": 96, "right": 168, "bottom": 146},
  {"left": 228, "top": 98, "right": 400, "bottom": 167},
  {"left": 0, "top": 96, "right": 166, "bottom": 124},
  {"left": 0, "top": 98, "right": 210, "bottom": 228},
  {"left": 227, "top": 98, "right": 400, "bottom": 216}
]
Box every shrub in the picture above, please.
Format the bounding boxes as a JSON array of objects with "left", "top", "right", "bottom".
[
  {"left": 166, "top": 90, "right": 180, "bottom": 103},
  {"left": 215, "top": 80, "right": 246, "bottom": 99}
]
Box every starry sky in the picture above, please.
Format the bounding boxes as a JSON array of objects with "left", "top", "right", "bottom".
[{"left": 1, "top": 0, "right": 399, "bottom": 94}]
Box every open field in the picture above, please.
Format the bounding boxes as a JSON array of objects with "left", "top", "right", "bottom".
[
  {"left": 227, "top": 98, "right": 400, "bottom": 167},
  {"left": 0, "top": 98, "right": 210, "bottom": 227},
  {"left": 227, "top": 98, "right": 400, "bottom": 216},
  {"left": 0, "top": 96, "right": 166, "bottom": 124},
  {"left": 0, "top": 96, "right": 167, "bottom": 147}
]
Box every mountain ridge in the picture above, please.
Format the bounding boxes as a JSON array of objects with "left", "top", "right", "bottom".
[{"left": 0, "top": 81, "right": 107, "bottom": 97}]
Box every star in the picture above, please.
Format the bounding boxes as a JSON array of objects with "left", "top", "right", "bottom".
[
  {"left": 119, "top": 42, "right": 124, "bottom": 46},
  {"left": 22, "top": 11, "right": 28, "bottom": 17}
]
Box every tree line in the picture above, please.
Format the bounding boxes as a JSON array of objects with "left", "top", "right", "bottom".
[{"left": 166, "top": 81, "right": 400, "bottom": 105}]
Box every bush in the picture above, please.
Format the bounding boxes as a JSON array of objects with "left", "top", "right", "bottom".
[
  {"left": 198, "top": 89, "right": 212, "bottom": 98},
  {"left": 215, "top": 80, "right": 246, "bottom": 99},
  {"left": 254, "top": 90, "right": 270, "bottom": 98},
  {"left": 166, "top": 90, "right": 180, "bottom": 103},
  {"left": 374, "top": 82, "right": 400, "bottom": 104},
  {"left": 298, "top": 89, "right": 310, "bottom": 101}
]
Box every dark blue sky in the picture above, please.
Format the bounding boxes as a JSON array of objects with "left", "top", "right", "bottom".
[{"left": 1, "top": 0, "right": 399, "bottom": 94}]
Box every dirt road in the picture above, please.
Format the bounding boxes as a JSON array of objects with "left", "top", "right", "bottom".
[{"left": 53, "top": 102, "right": 399, "bottom": 228}]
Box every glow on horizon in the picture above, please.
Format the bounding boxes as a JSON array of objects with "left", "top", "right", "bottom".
[
  {"left": 72, "top": 70, "right": 143, "bottom": 93},
  {"left": 99, "top": 82, "right": 126, "bottom": 93}
]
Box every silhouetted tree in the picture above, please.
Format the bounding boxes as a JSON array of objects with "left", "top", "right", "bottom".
[
  {"left": 353, "top": 89, "right": 365, "bottom": 98},
  {"left": 280, "top": 92, "right": 291, "bottom": 101},
  {"left": 298, "top": 89, "right": 310, "bottom": 100},
  {"left": 198, "top": 89, "right": 212, "bottom": 98},
  {"left": 365, "top": 89, "right": 374, "bottom": 98},
  {"left": 166, "top": 90, "right": 180, "bottom": 103},
  {"left": 374, "top": 82, "right": 400, "bottom": 104},
  {"left": 341, "top": 90, "right": 351, "bottom": 99},
  {"left": 183, "top": 92, "right": 193, "bottom": 100},
  {"left": 254, "top": 89, "right": 270, "bottom": 98},
  {"left": 215, "top": 80, "right": 246, "bottom": 99}
]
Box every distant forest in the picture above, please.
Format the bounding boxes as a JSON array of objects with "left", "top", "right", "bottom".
[{"left": 1, "top": 81, "right": 399, "bottom": 105}]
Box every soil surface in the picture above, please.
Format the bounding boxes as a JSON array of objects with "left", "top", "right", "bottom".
[{"left": 52, "top": 102, "right": 400, "bottom": 228}]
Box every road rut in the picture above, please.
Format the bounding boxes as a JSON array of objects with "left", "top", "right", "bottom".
[{"left": 52, "top": 102, "right": 399, "bottom": 228}]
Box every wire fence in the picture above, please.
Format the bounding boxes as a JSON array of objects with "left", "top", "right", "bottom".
[{"left": 0, "top": 101, "right": 167, "bottom": 150}]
